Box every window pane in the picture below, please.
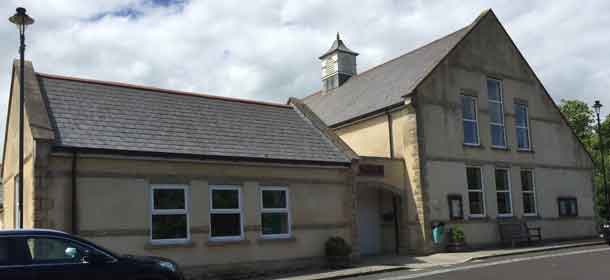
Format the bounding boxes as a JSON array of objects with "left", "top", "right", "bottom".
[
  {"left": 523, "top": 193, "right": 536, "bottom": 214},
  {"left": 467, "top": 168, "right": 481, "bottom": 190},
  {"left": 212, "top": 189, "right": 239, "bottom": 209},
  {"left": 515, "top": 104, "right": 528, "bottom": 127},
  {"left": 496, "top": 192, "right": 512, "bottom": 214},
  {"left": 0, "top": 239, "right": 9, "bottom": 265},
  {"left": 464, "top": 121, "right": 479, "bottom": 144},
  {"left": 487, "top": 79, "right": 501, "bottom": 101},
  {"left": 560, "top": 199, "right": 578, "bottom": 216},
  {"left": 462, "top": 96, "right": 476, "bottom": 120},
  {"left": 468, "top": 192, "right": 484, "bottom": 215},
  {"left": 491, "top": 125, "right": 506, "bottom": 147},
  {"left": 152, "top": 214, "right": 187, "bottom": 240},
  {"left": 569, "top": 200, "right": 578, "bottom": 216},
  {"left": 27, "top": 238, "right": 86, "bottom": 263},
  {"left": 517, "top": 128, "right": 530, "bottom": 149},
  {"left": 262, "top": 190, "right": 287, "bottom": 209},
  {"left": 211, "top": 213, "right": 242, "bottom": 237},
  {"left": 495, "top": 169, "right": 509, "bottom": 190},
  {"left": 521, "top": 170, "right": 533, "bottom": 191},
  {"left": 262, "top": 213, "right": 289, "bottom": 235},
  {"left": 559, "top": 200, "right": 568, "bottom": 216},
  {"left": 489, "top": 102, "right": 504, "bottom": 124},
  {"left": 0, "top": 238, "right": 24, "bottom": 266},
  {"left": 153, "top": 189, "right": 185, "bottom": 210}
]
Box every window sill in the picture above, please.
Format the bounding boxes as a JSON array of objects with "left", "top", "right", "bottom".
[
  {"left": 206, "top": 239, "right": 250, "bottom": 247},
  {"left": 145, "top": 240, "right": 196, "bottom": 249},
  {"left": 517, "top": 149, "right": 535, "bottom": 153},
  {"left": 257, "top": 236, "right": 297, "bottom": 244},
  {"left": 463, "top": 143, "right": 483, "bottom": 149},
  {"left": 468, "top": 216, "right": 489, "bottom": 221},
  {"left": 490, "top": 146, "right": 510, "bottom": 151}
]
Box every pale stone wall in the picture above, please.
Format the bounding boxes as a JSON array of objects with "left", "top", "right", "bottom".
[
  {"left": 44, "top": 154, "right": 352, "bottom": 268},
  {"left": 335, "top": 115, "right": 391, "bottom": 158},
  {"left": 416, "top": 12, "right": 596, "bottom": 246},
  {"left": 2, "top": 72, "right": 37, "bottom": 229}
]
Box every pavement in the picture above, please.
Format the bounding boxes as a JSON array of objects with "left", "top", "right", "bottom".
[{"left": 275, "top": 239, "right": 605, "bottom": 280}]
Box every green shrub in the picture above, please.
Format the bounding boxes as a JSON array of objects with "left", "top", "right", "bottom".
[
  {"left": 449, "top": 227, "right": 465, "bottom": 243},
  {"left": 325, "top": 236, "right": 352, "bottom": 257}
]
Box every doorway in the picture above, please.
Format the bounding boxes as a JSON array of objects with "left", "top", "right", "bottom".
[{"left": 357, "top": 187, "right": 381, "bottom": 255}]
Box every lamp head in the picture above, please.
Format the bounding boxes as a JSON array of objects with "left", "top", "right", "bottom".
[
  {"left": 9, "top": 7, "right": 34, "bottom": 34},
  {"left": 594, "top": 100, "right": 603, "bottom": 115}
]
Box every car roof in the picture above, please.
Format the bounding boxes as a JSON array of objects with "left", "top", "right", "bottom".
[{"left": 0, "top": 229, "right": 70, "bottom": 236}]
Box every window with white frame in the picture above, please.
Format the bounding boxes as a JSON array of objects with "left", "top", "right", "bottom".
[
  {"left": 521, "top": 169, "right": 537, "bottom": 215},
  {"left": 495, "top": 168, "right": 512, "bottom": 216},
  {"left": 462, "top": 95, "right": 480, "bottom": 145},
  {"left": 209, "top": 186, "right": 243, "bottom": 240},
  {"left": 487, "top": 79, "right": 506, "bottom": 148},
  {"left": 260, "top": 187, "right": 291, "bottom": 238},
  {"left": 466, "top": 167, "right": 485, "bottom": 216},
  {"left": 150, "top": 185, "right": 189, "bottom": 243},
  {"left": 515, "top": 103, "right": 531, "bottom": 150}
]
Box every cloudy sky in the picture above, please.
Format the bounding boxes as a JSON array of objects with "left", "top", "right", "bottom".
[{"left": 0, "top": 0, "right": 609, "bottom": 149}]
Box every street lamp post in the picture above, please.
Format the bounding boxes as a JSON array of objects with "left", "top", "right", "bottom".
[
  {"left": 8, "top": 7, "right": 34, "bottom": 229},
  {"left": 594, "top": 100, "right": 609, "bottom": 219}
]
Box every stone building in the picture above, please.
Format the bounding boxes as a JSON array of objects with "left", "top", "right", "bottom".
[
  {"left": 304, "top": 9, "right": 595, "bottom": 254},
  {"left": 1, "top": 9, "right": 596, "bottom": 274}
]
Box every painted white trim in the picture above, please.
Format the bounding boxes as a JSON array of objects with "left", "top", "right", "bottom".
[
  {"left": 462, "top": 94, "right": 480, "bottom": 146},
  {"left": 149, "top": 184, "right": 191, "bottom": 245},
  {"left": 466, "top": 166, "right": 486, "bottom": 218},
  {"left": 520, "top": 169, "right": 538, "bottom": 216},
  {"left": 494, "top": 168, "right": 513, "bottom": 217},
  {"left": 487, "top": 78, "right": 507, "bottom": 148},
  {"left": 259, "top": 187, "right": 292, "bottom": 239},
  {"left": 209, "top": 185, "right": 244, "bottom": 241}
]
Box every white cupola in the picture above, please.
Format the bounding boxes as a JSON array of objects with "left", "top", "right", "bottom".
[{"left": 319, "top": 33, "right": 358, "bottom": 92}]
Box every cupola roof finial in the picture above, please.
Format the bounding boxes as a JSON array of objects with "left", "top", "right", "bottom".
[{"left": 319, "top": 32, "right": 359, "bottom": 59}]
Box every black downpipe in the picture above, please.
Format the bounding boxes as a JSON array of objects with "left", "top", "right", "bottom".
[
  {"left": 388, "top": 111, "right": 400, "bottom": 254},
  {"left": 71, "top": 151, "right": 78, "bottom": 234},
  {"left": 393, "top": 196, "right": 400, "bottom": 254},
  {"left": 387, "top": 112, "right": 394, "bottom": 158}
]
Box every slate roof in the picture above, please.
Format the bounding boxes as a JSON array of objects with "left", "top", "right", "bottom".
[
  {"left": 319, "top": 33, "right": 359, "bottom": 59},
  {"left": 303, "top": 16, "right": 480, "bottom": 127},
  {"left": 37, "top": 74, "right": 351, "bottom": 164}
]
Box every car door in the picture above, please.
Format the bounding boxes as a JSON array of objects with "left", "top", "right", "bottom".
[
  {"left": 0, "top": 237, "right": 33, "bottom": 280},
  {"left": 24, "top": 236, "right": 116, "bottom": 280}
]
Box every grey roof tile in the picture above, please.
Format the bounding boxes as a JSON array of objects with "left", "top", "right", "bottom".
[
  {"left": 39, "top": 76, "right": 350, "bottom": 164},
  {"left": 303, "top": 23, "right": 474, "bottom": 126}
]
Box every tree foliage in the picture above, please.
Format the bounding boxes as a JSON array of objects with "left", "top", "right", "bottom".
[
  {"left": 559, "top": 99, "right": 610, "bottom": 221},
  {"left": 559, "top": 99, "right": 594, "bottom": 141}
]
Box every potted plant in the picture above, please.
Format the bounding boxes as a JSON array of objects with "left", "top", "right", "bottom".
[
  {"left": 446, "top": 226, "right": 467, "bottom": 252},
  {"left": 325, "top": 236, "right": 352, "bottom": 268}
]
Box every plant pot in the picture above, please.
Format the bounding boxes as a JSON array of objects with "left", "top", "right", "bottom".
[
  {"left": 446, "top": 241, "right": 468, "bottom": 252},
  {"left": 326, "top": 256, "right": 351, "bottom": 269}
]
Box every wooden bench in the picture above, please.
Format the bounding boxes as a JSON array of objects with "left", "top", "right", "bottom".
[{"left": 498, "top": 220, "right": 542, "bottom": 247}]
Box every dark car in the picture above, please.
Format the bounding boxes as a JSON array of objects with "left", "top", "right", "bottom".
[{"left": 0, "top": 229, "right": 185, "bottom": 280}]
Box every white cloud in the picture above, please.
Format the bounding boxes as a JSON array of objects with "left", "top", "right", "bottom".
[{"left": 1, "top": 0, "right": 609, "bottom": 151}]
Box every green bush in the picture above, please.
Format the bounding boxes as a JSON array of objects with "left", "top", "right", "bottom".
[
  {"left": 325, "top": 236, "right": 352, "bottom": 257},
  {"left": 449, "top": 227, "right": 465, "bottom": 243}
]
